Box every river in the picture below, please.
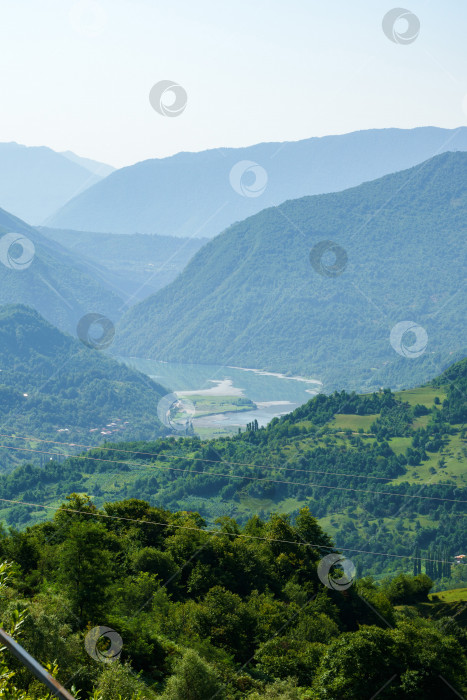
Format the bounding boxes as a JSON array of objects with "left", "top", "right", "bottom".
[{"left": 120, "top": 357, "right": 322, "bottom": 432}]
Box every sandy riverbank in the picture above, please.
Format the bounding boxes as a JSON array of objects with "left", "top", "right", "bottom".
[
  {"left": 177, "top": 379, "right": 244, "bottom": 397},
  {"left": 228, "top": 366, "right": 322, "bottom": 385}
]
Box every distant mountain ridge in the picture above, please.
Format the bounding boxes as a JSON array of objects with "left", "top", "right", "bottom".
[
  {"left": 0, "top": 142, "right": 112, "bottom": 224},
  {"left": 60, "top": 150, "right": 115, "bottom": 177},
  {"left": 49, "top": 127, "right": 467, "bottom": 238},
  {"left": 114, "top": 151, "right": 467, "bottom": 391},
  {"left": 0, "top": 206, "right": 124, "bottom": 334},
  {"left": 38, "top": 227, "right": 207, "bottom": 302}
]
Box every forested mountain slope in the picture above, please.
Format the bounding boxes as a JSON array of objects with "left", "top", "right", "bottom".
[
  {"left": 0, "top": 306, "right": 168, "bottom": 468},
  {"left": 0, "top": 208, "right": 124, "bottom": 334},
  {"left": 115, "top": 151, "right": 467, "bottom": 391}
]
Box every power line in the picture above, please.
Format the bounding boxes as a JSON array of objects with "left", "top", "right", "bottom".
[
  {"left": 1, "top": 443, "right": 465, "bottom": 504},
  {"left": 0, "top": 432, "right": 458, "bottom": 488},
  {"left": 0, "top": 433, "right": 400, "bottom": 482},
  {"left": 0, "top": 495, "right": 455, "bottom": 566}
]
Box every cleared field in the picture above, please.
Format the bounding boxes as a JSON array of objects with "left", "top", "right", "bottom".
[
  {"left": 430, "top": 587, "right": 467, "bottom": 602},
  {"left": 388, "top": 437, "right": 412, "bottom": 455},
  {"left": 329, "top": 414, "right": 378, "bottom": 431},
  {"left": 195, "top": 425, "right": 238, "bottom": 439},
  {"left": 189, "top": 394, "right": 255, "bottom": 416},
  {"left": 394, "top": 385, "right": 447, "bottom": 407},
  {"left": 238, "top": 495, "right": 307, "bottom": 519},
  {"left": 412, "top": 415, "right": 431, "bottom": 430},
  {"left": 390, "top": 431, "right": 466, "bottom": 486}
]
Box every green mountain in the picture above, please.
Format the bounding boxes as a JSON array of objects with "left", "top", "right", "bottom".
[
  {"left": 48, "top": 126, "right": 467, "bottom": 238},
  {"left": 1, "top": 350, "right": 465, "bottom": 591},
  {"left": 114, "top": 152, "right": 467, "bottom": 392},
  {"left": 38, "top": 227, "right": 208, "bottom": 302},
  {"left": 0, "top": 305, "right": 168, "bottom": 469},
  {"left": 0, "top": 207, "right": 124, "bottom": 334}
]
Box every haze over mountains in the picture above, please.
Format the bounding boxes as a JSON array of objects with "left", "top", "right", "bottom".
[
  {"left": 0, "top": 203, "right": 206, "bottom": 335},
  {"left": 0, "top": 206, "right": 123, "bottom": 334},
  {"left": 0, "top": 142, "right": 114, "bottom": 224},
  {"left": 2, "top": 0, "right": 467, "bottom": 693},
  {"left": 59, "top": 150, "right": 115, "bottom": 177},
  {"left": 115, "top": 151, "right": 467, "bottom": 392},
  {"left": 1, "top": 135, "right": 466, "bottom": 699},
  {"left": 49, "top": 127, "right": 467, "bottom": 238},
  {"left": 2, "top": 133, "right": 466, "bottom": 395},
  {"left": 38, "top": 227, "right": 207, "bottom": 302}
]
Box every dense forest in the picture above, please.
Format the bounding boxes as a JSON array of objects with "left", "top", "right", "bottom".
[
  {"left": 0, "top": 497, "right": 466, "bottom": 698},
  {"left": 0, "top": 357, "right": 465, "bottom": 587}
]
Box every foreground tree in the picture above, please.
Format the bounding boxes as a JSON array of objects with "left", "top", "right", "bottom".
[
  {"left": 161, "top": 649, "right": 223, "bottom": 700},
  {"left": 311, "top": 620, "right": 467, "bottom": 699}
]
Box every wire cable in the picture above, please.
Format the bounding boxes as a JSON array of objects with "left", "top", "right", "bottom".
[
  {"left": 0, "top": 495, "right": 455, "bottom": 566},
  {"left": 0, "top": 443, "right": 465, "bottom": 504},
  {"left": 0, "top": 432, "right": 457, "bottom": 487}
]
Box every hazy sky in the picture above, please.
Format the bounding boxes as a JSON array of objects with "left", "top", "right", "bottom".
[{"left": 1, "top": 0, "right": 467, "bottom": 167}]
